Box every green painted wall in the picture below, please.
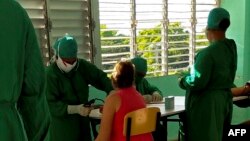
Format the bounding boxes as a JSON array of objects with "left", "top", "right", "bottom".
[
  {"left": 221, "top": 0, "right": 250, "bottom": 124},
  {"left": 244, "top": 1, "right": 250, "bottom": 81},
  {"left": 222, "top": 0, "right": 250, "bottom": 84},
  {"left": 221, "top": 0, "right": 246, "bottom": 85},
  {"left": 243, "top": 0, "right": 250, "bottom": 122}
]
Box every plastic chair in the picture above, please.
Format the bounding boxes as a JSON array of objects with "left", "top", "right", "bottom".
[{"left": 123, "top": 107, "right": 161, "bottom": 141}]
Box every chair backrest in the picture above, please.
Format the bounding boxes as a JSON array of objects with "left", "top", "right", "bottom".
[{"left": 123, "top": 107, "right": 161, "bottom": 141}]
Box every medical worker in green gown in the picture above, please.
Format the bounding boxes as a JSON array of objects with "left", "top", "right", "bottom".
[
  {"left": 46, "top": 35, "right": 113, "bottom": 141},
  {"left": 0, "top": 0, "right": 51, "bottom": 140},
  {"left": 179, "top": 8, "right": 237, "bottom": 141},
  {"left": 131, "top": 56, "right": 166, "bottom": 141},
  {"left": 131, "top": 56, "right": 163, "bottom": 103}
]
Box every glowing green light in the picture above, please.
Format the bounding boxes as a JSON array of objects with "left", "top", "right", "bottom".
[{"left": 185, "top": 65, "right": 201, "bottom": 86}]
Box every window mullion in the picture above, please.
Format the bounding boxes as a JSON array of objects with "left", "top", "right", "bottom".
[
  {"left": 161, "top": 0, "right": 169, "bottom": 75},
  {"left": 87, "top": 0, "right": 95, "bottom": 64},
  {"left": 44, "top": 0, "right": 52, "bottom": 65},
  {"left": 216, "top": 0, "right": 221, "bottom": 6},
  {"left": 189, "top": 0, "right": 197, "bottom": 66},
  {"left": 90, "top": 0, "right": 102, "bottom": 68},
  {"left": 130, "top": 0, "right": 137, "bottom": 57}
]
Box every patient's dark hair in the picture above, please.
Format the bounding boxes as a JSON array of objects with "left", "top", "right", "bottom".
[
  {"left": 111, "top": 61, "right": 135, "bottom": 88},
  {"left": 219, "top": 18, "right": 230, "bottom": 31}
]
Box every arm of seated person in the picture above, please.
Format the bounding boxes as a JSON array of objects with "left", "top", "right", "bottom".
[
  {"left": 141, "top": 79, "right": 163, "bottom": 102},
  {"left": 143, "top": 94, "right": 152, "bottom": 103},
  {"left": 95, "top": 91, "right": 120, "bottom": 141},
  {"left": 152, "top": 91, "right": 163, "bottom": 102},
  {"left": 231, "top": 85, "right": 250, "bottom": 97},
  {"left": 143, "top": 92, "right": 163, "bottom": 103}
]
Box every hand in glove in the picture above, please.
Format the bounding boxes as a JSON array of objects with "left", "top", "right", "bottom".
[
  {"left": 143, "top": 94, "right": 152, "bottom": 103},
  {"left": 67, "top": 104, "right": 93, "bottom": 117},
  {"left": 152, "top": 92, "right": 163, "bottom": 102}
]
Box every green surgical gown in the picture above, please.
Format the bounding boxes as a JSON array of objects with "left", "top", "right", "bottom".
[
  {"left": 179, "top": 38, "right": 237, "bottom": 141},
  {"left": 0, "top": 0, "right": 51, "bottom": 141},
  {"left": 46, "top": 59, "right": 113, "bottom": 141},
  {"left": 135, "top": 76, "right": 163, "bottom": 96}
]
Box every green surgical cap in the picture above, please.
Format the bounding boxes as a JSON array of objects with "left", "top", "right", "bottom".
[
  {"left": 53, "top": 35, "right": 78, "bottom": 58},
  {"left": 207, "top": 7, "right": 230, "bottom": 30},
  {"left": 131, "top": 57, "right": 147, "bottom": 73}
]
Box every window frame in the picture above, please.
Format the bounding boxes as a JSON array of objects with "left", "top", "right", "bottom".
[{"left": 95, "top": 0, "right": 220, "bottom": 76}]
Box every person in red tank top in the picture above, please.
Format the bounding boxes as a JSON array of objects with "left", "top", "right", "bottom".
[{"left": 95, "top": 61, "right": 154, "bottom": 141}]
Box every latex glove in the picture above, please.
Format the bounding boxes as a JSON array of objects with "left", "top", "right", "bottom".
[
  {"left": 152, "top": 92, "right": 163, "bottom": 102},
  {"left": 67, "top": 104, "right": 92, "bottom": 117},
  {"left": 143, "top": 94, "right": 152, "bottom": 103}
]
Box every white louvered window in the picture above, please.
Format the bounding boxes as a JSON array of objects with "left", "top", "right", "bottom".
[
  {"left": 48, "top": 0, "right": 93, "bottom": 62},
  {"left": 195, "top": 0, "right": 217, "bottom": 51},
  {"left": 18, "top": 0, "right": 93, "bottom": 64},
  {"left": 99, "top": 0, "right": 218, "bottom": 76},
  {"left": 99, "top": 0, "right": 131, "bottom": 73},
  {"left": 18, "top": 0, "right": 50, "bottom": 65}
]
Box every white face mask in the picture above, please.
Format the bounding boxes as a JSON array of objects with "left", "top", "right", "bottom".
[{"left": 56, "top": 57, "right": 77, "bottom": 73}]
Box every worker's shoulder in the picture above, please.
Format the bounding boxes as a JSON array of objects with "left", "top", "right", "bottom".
[
  {"left": 140, "top": 77, "right": 150, "bottom": 84},
  {"left": 1, "top": 0, "right": 30, "bottom": 27},
  {"left": 209, "top": 38, "right": 236, "bottom": 49},
  {"left": 1, "top": 0, "right": 26, "bottom": 13},
  {"left": 195, "top": 47, "right": 213, "bottom": 61},
  {"left": 78, "top": 59, "right": 99, "bottom": 69},
  {"left": 78, "top": 58, "right": 91, "bottom": 65},
  {"left": 106, "top": 90, "right": 120, "bottom": 102},
  {"left": 45, "top": 63, "right": 58, "bottom": 76}
]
